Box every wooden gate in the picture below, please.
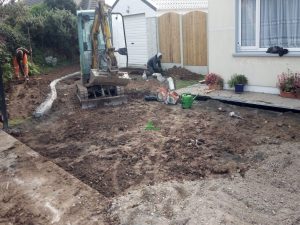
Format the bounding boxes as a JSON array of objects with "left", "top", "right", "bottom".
[
  {"left": 158, "top": 13, "right": 181, "bottom": 63},
  {"left": 183, "top": 11, "right": 207, "bottom": 66},
  {"left": 158, "top": 11, "right": 207, "bottom": 66}
]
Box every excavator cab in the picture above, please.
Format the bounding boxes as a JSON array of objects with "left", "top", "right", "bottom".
[{"left": 76, "top": 1, "right": 129, "bottom": 109}]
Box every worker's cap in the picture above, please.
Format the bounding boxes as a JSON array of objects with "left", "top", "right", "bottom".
[{"left": 157, "top": 52, "right": 162, "bottom": 58}]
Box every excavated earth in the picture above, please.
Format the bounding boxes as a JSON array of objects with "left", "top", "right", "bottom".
[{"left": 1, "top": 66, "right": 300, "bottom": 224}]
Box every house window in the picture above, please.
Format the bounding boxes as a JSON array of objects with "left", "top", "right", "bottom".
[{"left": 238, "top": 0, "right": 300, "bottom": 51}]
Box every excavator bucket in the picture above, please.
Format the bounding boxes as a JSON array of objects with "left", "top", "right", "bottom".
[
  {"left": 76, "top": 82, "right": 128, "bottom": 109},
  {"left": 76, "top": 69, "right": 129, "bottom": 109},
  {"left": 87, "top": 69, "right": 129, "bottom": 87}
]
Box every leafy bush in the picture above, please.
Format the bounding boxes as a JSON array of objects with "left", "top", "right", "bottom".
[
  {"left": 228, "top": 74, "right": 248, "bottom": 88},
  {"left": 0, "top": 2, "right": 28, "bottom": 27},
  {"left": 205, "top": 73, "right": 224, "bottom": 87},
  {"left": 42, "top": 9, "right": 78, "bottom": 58},
  {"left": 44, "top": 0, "right": 77, "bottom": 14},
  {"left": 277, "top": 71, "right": 300, "bottom": 93},
  {"left": 0, "top": 1, "right": 78, "bottom": 82},
  {"left": 30, "top": 3, "right": 48, "bottom": 16},
  {"left": 2, "top": 62, "right": 13, "bottom": 82},
  {"left": 28, "top": 61, "right": 41, "bottom": 76},
  {"left": 0, "top": 42, "right": 14, "bottom": 82},
  {"left": 19, "top": 8, "right": 78, "bottom": 58},
  {"left": 0, "top": 24, "right": 28, "bottom": 52}
]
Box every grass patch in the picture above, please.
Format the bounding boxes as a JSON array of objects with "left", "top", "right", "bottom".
[
  {"left": 38, "top": 59, "right": 79, "bottom": 75},
  {"left": 9, "top": 117, "right": 31, "bottom": 126},
  {"left": 175, "top": 79, "right": 200, "bottom": 89}
]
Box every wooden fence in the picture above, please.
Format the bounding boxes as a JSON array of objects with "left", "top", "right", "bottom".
[{"left": 158, "top": 11, "right": 207, "bottom": 66}]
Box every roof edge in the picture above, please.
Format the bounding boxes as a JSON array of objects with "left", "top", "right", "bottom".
[
  {"left": 111, "top": 0, "right": 119, "bottom": 9},
  {"left": 141, "top": 0, "right": 157, "bottom": 10}
]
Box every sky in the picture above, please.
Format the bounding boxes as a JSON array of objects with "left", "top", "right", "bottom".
[{"left": 105, "top": 0, "right": 116, "bottom": 6}]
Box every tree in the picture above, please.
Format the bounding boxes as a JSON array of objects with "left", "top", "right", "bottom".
[
  {"left": 0, "top": 2, "right": 28, "bottom": 27},
  {"left": 18, "top": 7, "right": 78, "bottom": 59},
  {"left": 0, "top": 0, "right": 78, "bottom": 78},
  {"left": 44, "top": 0, "right": 77, "bottom": 14},
  {"left": 0, "top": 0, "right": 14, "bottom": 6}
]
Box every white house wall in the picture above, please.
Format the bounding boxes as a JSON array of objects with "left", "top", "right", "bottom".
[
  {"left": 208, "top": 0, "right": 300, "bottom": 94},
  {"left": 112, "top": 0, "right": 156, "bottom": 17}
]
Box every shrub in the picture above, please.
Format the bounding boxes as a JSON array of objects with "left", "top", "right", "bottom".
[
  {"left": 205, "top": 73, "right": 224, "bottom": 87},
  {"left": 0, "top": 1, "right": 78, "bottom": 83},
  {"left": 30, "top": 3, "right": 48, "bottom": 16},
  {"left": 2, "top": 62, "right": 13, "bottom": 82},
  {"left": 0, "top": 24, "right": 28, "bottom": 53},
  {"left": 44, "top": 0, "right": 77, "bottom": 15},
  {"left": 292, "top": 72, "right": 300, "bottom": 91},
  {"left": 228, "top": 74, "right": 248, "bottom": 88},
  {"left": 0, "top": 42, "right": 14, "bottom": 82},
  {"left": 0, "top": 2, "right": 29, "bottom": 27},
  {"left": 277, "top": 71, "right": 300, "bottom": 93},
  {"left": 28, "top": 61, "right": 41, "bottom": 76}
]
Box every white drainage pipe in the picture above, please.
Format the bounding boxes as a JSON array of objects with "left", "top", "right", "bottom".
[{"left": 34, "top": 71, "right": 80, "bottom": 118}]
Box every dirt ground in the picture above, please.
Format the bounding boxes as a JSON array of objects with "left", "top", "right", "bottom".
[
  {"left": 5, "top": 64, "right": 80, "bottom": 120},
  {"left": 2, "top": 66, "right": 300, "bottom": 224},
  {"left": 110, "top": 142, "right": 300, "bottom": 225},
  {"left": 165, "top": 66, "right": 203, "bottom": 80}
]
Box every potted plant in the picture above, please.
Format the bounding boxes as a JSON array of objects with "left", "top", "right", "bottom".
[
  {"left": 228, "top": 74, "right": 248, "bottom": 93},
  {"left": 294, "top": 74, "right": 300, "bottom": 99},
  {"left": 205, "top": 73, "right": 224, "bottom": 90},
  {"left": 277, "top": 71, "right": 300, "bottom": 98}
]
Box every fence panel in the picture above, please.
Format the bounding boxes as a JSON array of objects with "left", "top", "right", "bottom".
[
  {"left": 158, "top": 13, "right": 181, "bottom": 63},
  {"left": 183, "top": 11, "right": 207, "bottom": 66}
]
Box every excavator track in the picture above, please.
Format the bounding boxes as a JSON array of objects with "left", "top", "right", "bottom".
[{"left": 76, "top": 82, "right": 127, "bottom": 109}]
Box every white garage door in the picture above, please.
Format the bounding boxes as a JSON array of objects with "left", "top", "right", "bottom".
[{"left": 124, "top": 14, "right": 148, "bottom": 68}]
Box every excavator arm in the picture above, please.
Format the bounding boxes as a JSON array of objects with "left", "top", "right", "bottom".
[
  {"left": 91, "top": 0, "right": 117, "bottom": 72},
  {"left": 76, "top": 1, "right": 129, "bottom": 108}
]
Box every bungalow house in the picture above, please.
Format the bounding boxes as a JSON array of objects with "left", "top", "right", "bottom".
[
  {"left": 112, "top": 0, "right": 208, "bottom": 71},
  {"left": 208, "top": 0, "right": 300, "bottom": 94}
]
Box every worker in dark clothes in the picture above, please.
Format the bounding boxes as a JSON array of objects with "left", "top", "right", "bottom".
[
  {"left": 147, "top": 52, "right": 163, "bottom": 75},
  {"left": 13, "top": 47, "right": 31, "bottom": 80}
]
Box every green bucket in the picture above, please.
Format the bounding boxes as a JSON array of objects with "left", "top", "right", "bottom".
[{"left": 181, "top": 93, "right": 196, "bottom": 109}]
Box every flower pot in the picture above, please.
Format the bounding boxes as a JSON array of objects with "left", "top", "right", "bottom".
[
  {"left": 280, "top": 90, "right": 296, "bottom": 99},
  {"left": 235, "top": 84, "right": 244, "bottom": 93}
]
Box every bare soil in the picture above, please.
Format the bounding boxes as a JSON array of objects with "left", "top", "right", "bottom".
[
  {"left": 5, "top": 64, "right": 80, "bottom": 120},
  {"left": 2, "top": 66, "right": 300, "bottom": 224},
  {"left": 165, "top": 66, "right": 204, "bottom": 80}
]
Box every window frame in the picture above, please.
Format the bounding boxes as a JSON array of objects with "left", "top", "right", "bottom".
[{"left": 237, "top": 0, "right": 300, "bottom": 52}]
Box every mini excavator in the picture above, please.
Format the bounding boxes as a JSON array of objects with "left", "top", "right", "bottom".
[{"left": 76, "top": 0, "right": 129, "bottom": 108}]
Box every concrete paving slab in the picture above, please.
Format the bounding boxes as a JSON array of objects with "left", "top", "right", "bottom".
[
  {"left": 0, "top": 130, "right": 106, "bottom": 225},
  {"left": 177, "top": 84, "right": 300, "bottom": 111}
]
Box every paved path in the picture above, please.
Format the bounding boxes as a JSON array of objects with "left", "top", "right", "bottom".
[
  {"left": 0, "top": 130, "right": 105, "bottom": 225},
  {"left": 177, "top": 84, "right": 300, "bottom": 111}
]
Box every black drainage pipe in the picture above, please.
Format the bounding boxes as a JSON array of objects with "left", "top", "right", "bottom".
[{"left": 194, "top": 95, "right": 300, "bottom": 114}]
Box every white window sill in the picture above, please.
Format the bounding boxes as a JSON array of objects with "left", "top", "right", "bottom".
[{"left": 233, "top": 52, "right": 300, "bottom": 57}]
